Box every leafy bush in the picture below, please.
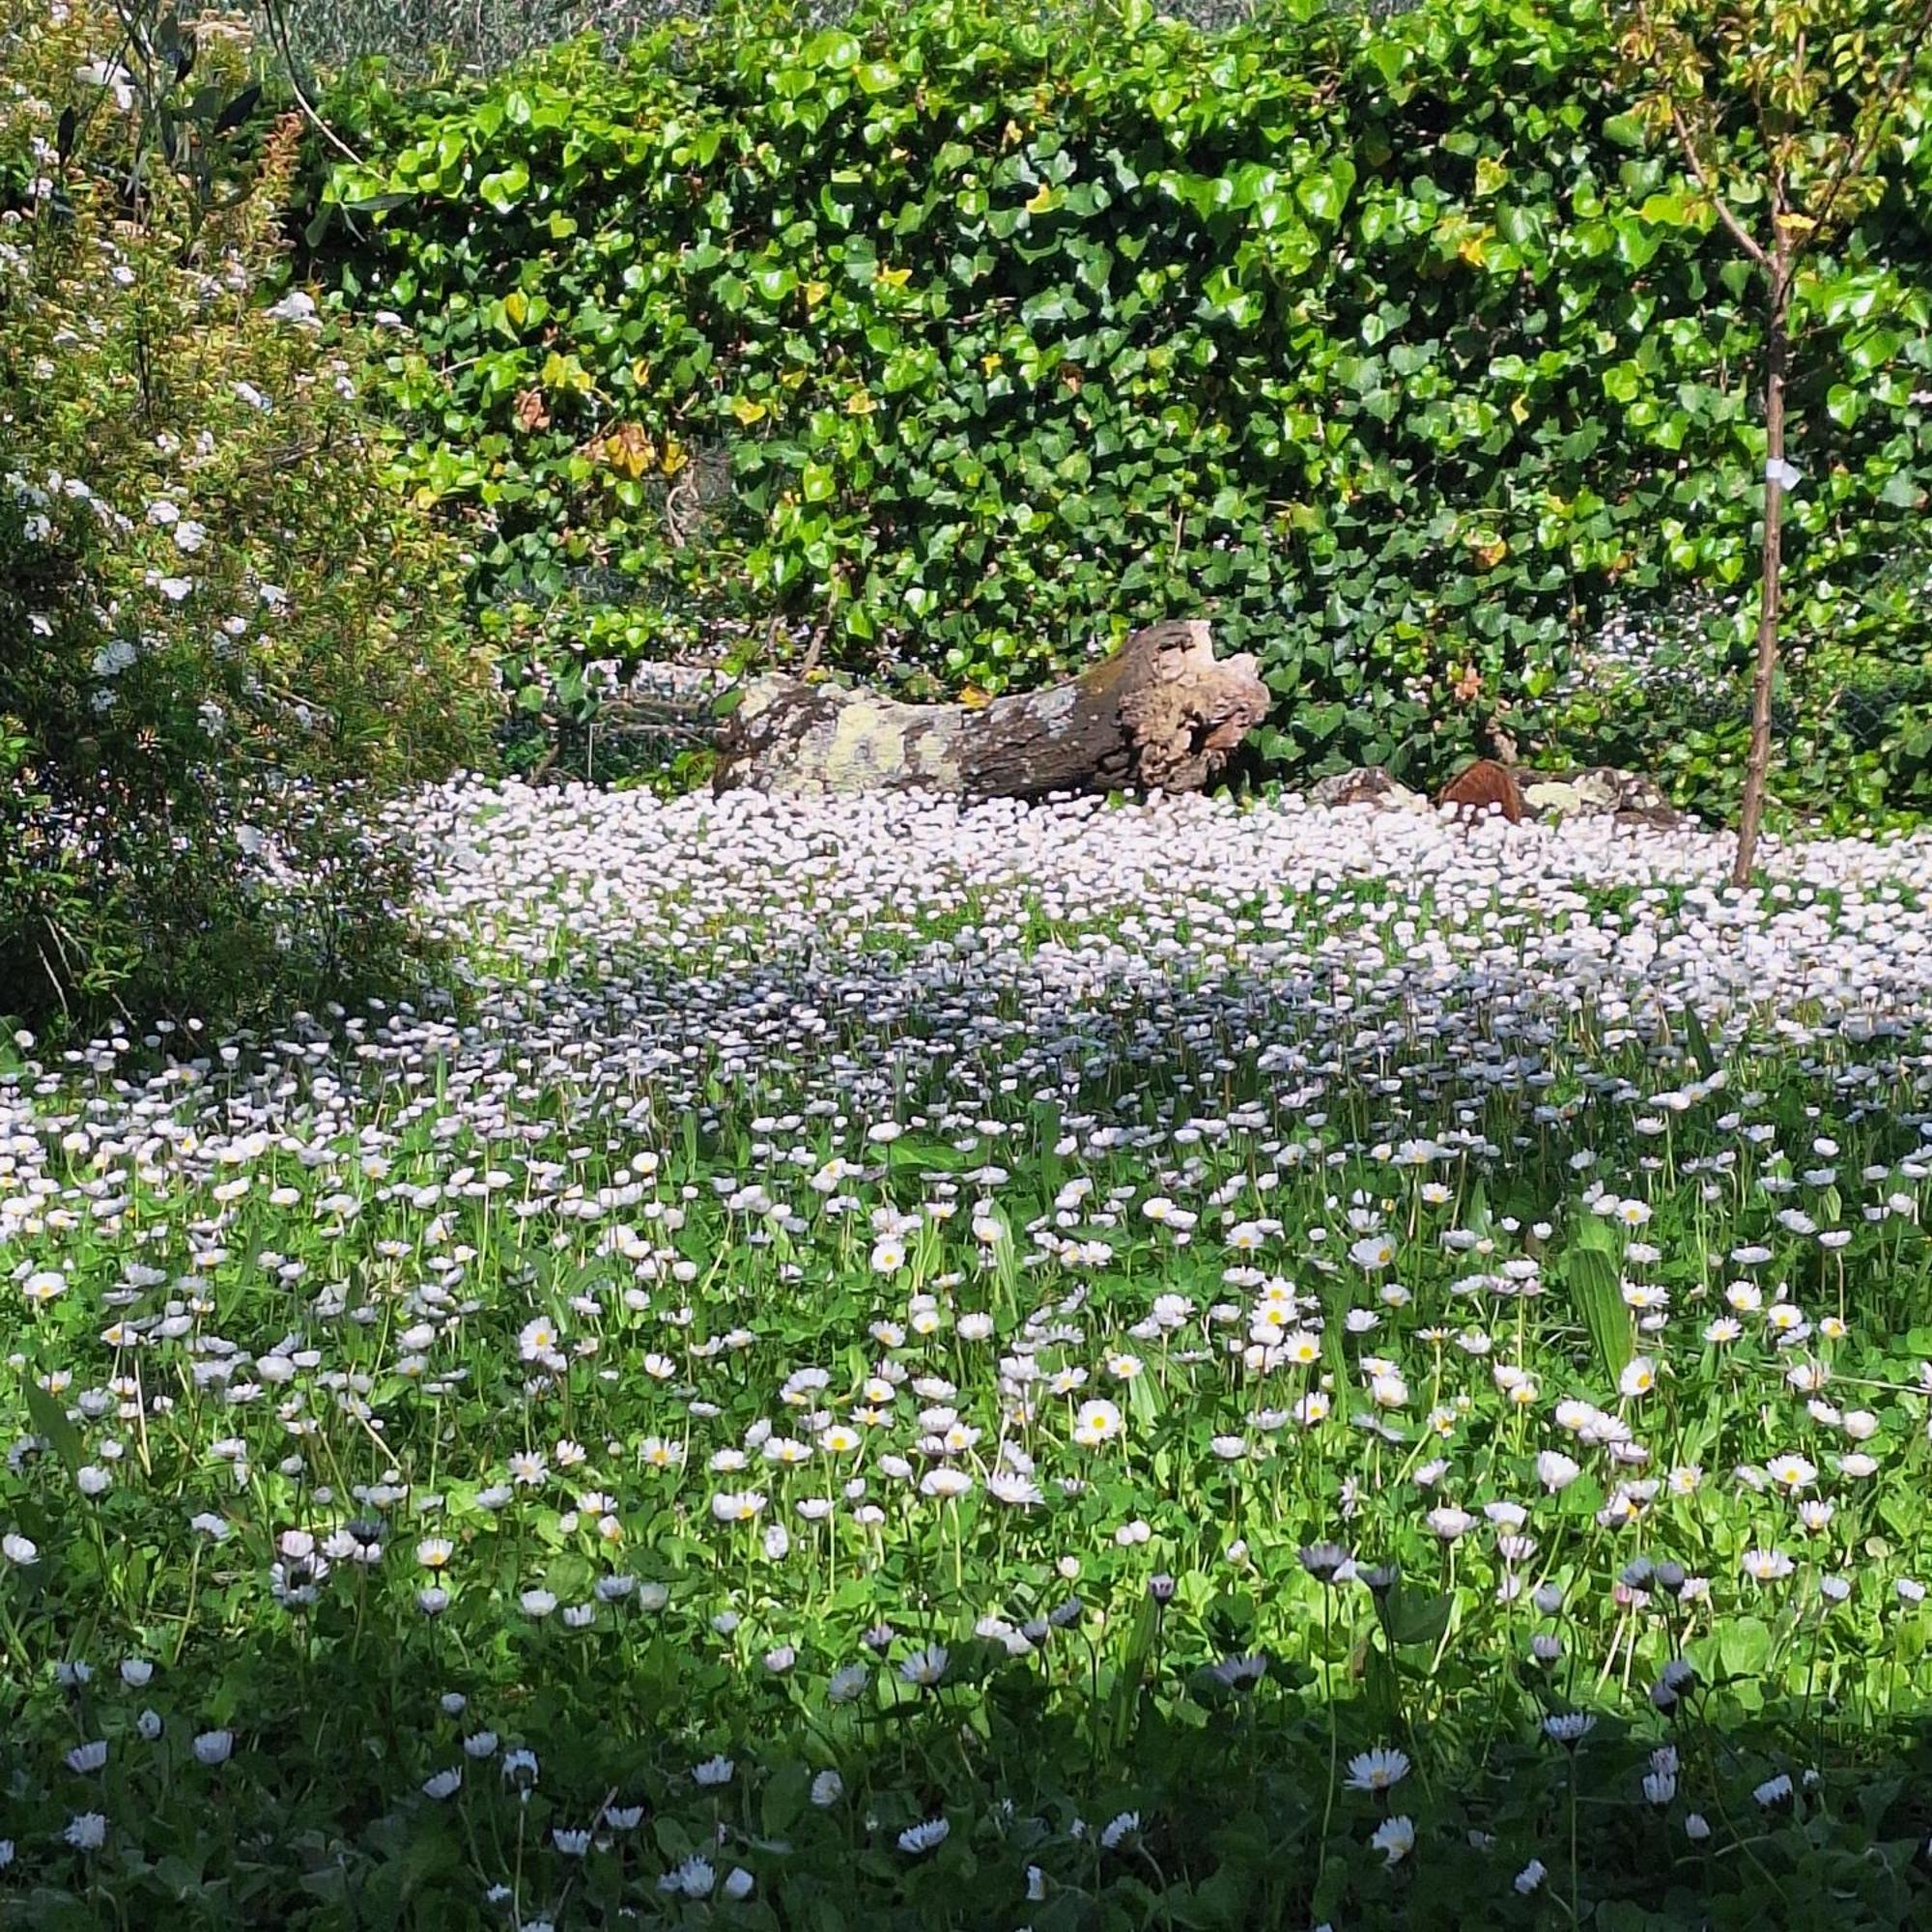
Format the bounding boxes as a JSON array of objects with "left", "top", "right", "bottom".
[
  {"left": 0, "top": 0, "right": 497, "bottom": 1029},
  {"left": 271, "top": 0, "right": 1277, "bottom": 80},
  {"left": 303, "top": 0, "right": 1932, "bottom": 822}
]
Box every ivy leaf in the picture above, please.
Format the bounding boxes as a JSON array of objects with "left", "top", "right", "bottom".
[
  {"left": 478, "top": 162, "right": 529, "bottom": 213},
  {"left": 1294, "top": 157, "right": 1355, "bottom": 224}
]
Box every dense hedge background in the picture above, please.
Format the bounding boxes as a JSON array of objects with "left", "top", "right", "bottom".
[{"left": 296, "top": 0, "right": 1932, "bottom": 818}]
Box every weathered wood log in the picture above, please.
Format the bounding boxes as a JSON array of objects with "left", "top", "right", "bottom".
[{"left": 712, "top": 618, "right": 1269, "bottom": 800}]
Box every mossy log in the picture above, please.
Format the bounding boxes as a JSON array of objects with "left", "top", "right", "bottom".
[{"left": 712, "top": 619, "right": 1270, "bottom": 800}]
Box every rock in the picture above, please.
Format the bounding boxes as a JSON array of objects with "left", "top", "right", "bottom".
[
  {"left": 1309, "top": 766, "right": 1429, "bottom": 811},
  {"left": 1302, "top": 761, "right": 1684, "bottom": 830},
  {"left": 1436, "top": 759, "right": 1523, "bottom": 822},
  {"left": 1519, "top": 766, "right": 1684, "bottom": 827}
]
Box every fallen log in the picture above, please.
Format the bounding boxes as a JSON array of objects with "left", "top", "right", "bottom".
[{"left": 712, "top": 618, "right": 1269, "bottom": 800}]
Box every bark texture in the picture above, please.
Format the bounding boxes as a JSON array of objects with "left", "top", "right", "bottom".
[
  {"left": 1733, "top": 252, "right": 1789, "bottom": 887},
  {"left": 712, "top": 618, "right": 1269, "bottom": 800}
]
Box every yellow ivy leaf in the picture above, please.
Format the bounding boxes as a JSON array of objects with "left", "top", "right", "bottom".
[
  {"left": 1457, "top": 232, "right": 1489, "bottom": 268},
  {"left": 730, "top": 395, "right": 769, "bottom": 426},
  {"left": 803, "top": 280, "right": 829, "bottom": 307},
  {"left": 502, "top": 290, "right": 529, "bottom": 327},
  {"left": 540, "top": 350, "right": 592, "bottom": 393},
  {"left": 875, "top": 264, "right": 912, "bottom": 288},
  {"left": 660, "top": 437, "right": 687, "bottom": 475},
  {"left": 1510, "top": 394, "right": 1529, "bottom": 424},
  {"left": 598, "top": 424, "right": 654, "bottom": 478},
  {"left": 1025, "top": 185, "right": 1056, "bottom": 214},
  {"left": 844, "top": 389, "right": 877, "bottom": 415},
  {"left": 981, "top": 353, "right": 1003, "bottom": 375},
  {"left": 957, "top": 685, "right": 992, "bottom": 709}
]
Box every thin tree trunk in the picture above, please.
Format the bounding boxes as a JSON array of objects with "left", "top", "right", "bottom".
[{"left": 1732, "top": 261, "right": 1789, "bottom": 888}]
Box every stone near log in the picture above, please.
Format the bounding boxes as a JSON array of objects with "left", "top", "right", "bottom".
[
  {"left": 712, "top": 618, "right": 1270, "bottom": 801},
  {"left": 1520, "top": 766, "right": 1684, "bottom": 828},
  {"left": 1309, "top": 766, "right": 1430, "bottom": 812}
]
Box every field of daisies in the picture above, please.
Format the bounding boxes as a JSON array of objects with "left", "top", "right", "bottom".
[{"left": 6, "top": 781, "right": 1932, "bottom": 1929}]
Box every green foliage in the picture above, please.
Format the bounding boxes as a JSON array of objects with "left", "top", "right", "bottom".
[
  {"left": 270, "top": 0, "right": 1280, "bottom": 83},
  {"left": 0, "top": 0, "right": 498, "bottom": 1031},
  {"left": 1563, "top": 1211, "right": 1634, "bottom": 1382},
  {"left": 299, "top": 0, "right": 1932, "bottom": 820}
]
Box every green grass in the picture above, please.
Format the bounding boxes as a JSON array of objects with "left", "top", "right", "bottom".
[{"left": 3, "top": 787, "right": 1932, "bottom": 1928}]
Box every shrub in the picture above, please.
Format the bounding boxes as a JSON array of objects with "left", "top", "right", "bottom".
[
  {"left": 0, "top": 0, "right": 498, "bottom": 1029},
  {"left": 303, "top": 0, "right": 1932, "bottom": 824},
  {"left": 270, "top": 0, "right": 1276, "bottom": 81}
]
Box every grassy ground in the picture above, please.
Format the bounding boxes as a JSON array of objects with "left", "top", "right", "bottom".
[{"left": 3, "top": 781, "right": 1932, "bottom": 1928}]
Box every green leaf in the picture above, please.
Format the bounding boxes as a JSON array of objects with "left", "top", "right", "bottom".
[
  {"left": 1637, "top": 190, "right": 1694, "bottom": 226},
  {"left": 1679, "top": 1004, "right": 1717, "bottom": 1079},
  {"left": 213, "top": 85, "right": 261, "bottom": 136},
  {"left": 24, "top": 1377, "right": 84, "bottom": 1478},
  {"left": 1367, "top": 42, "right": 1406, "bottom": 90},
  {"left": 801, "top": 29, "right": 862, "bottom": 68},
  {"left": 1718, "top": 1614, "right": 1772, "bottom": 1678},
  {"left": 478, "top": 161, "right": 529, "bottom": 213},
  {"left": 1388, "top": 1585, "right": 1452, "bottom": 1648},
  {"left": 1564, "top": 1216, "right": 1633, "bottom": 1383},
  {"left": 1295, "top": 157, "right": 1355, "bottom": 225},
  {"left": 1602, "top": 360, "right": 1642, "bottom": 405}
]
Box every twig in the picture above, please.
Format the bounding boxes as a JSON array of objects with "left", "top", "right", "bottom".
[
  {"left": 257, "top": 0, "right": 364, "bottom": 167},
  {"left": 1804, "top": 0, "right": 1932, "bottom": 236},
  {"left": 1665, "top": 99, "right": 1769, "bottom": 270}
]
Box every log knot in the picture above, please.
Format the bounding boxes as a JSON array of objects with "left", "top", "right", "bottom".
[{"left": 1119, "top": 648, "right": 1269, "bottom": 792}]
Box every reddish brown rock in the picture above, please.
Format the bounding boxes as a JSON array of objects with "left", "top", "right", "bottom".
[{"left": 1435, "top": 759, "right": 1524, "bottom": 822}]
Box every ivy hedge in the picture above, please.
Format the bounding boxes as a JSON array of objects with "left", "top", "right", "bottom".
[{"left": 301, "top": 0, "right": 1932, "bottom": 817}]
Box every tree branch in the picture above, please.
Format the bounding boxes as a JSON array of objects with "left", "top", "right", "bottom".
[
  {"left": 1667, "top": 98, "right": 1770, "bottom": 269},
  {"left": 1805, "top": 0, "right": 1932, "bottom": 238},
  {"left": 257, "top": 0, "right": 364, "bottom": 167}
]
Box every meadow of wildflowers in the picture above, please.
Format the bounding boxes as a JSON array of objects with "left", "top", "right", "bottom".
[{"left": 5, "top": 782, "right": 1932, "bottom": 1927}]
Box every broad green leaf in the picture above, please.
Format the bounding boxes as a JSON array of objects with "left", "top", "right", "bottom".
[
  {"left": 1564, "top": 1216, "right": 1633, "bottom": 1383},
  {"left": 477, "top": 161, "right": 529, "bottom": 213},
  {"left": 24, "top": 1377, "right": 84, "bottom": 1478}
]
